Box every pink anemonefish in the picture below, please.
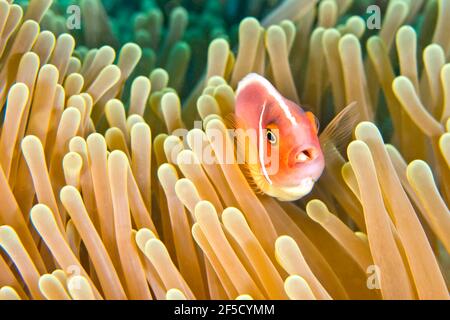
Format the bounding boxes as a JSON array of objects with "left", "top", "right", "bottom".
[{"left": 234, "top": 73, "right": 356, "bottom": 201}]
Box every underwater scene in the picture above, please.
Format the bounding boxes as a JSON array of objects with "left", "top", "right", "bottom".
[{"left": 0, "top": 0, "right": 449, "bottom": 301}]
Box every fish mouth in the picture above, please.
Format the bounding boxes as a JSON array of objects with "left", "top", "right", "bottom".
[
  {"left": 288, "top": 145, "right": 320, "bottom": 168},
  {"left": 296, "top": 148, "right": 318, "bottom": 162}
]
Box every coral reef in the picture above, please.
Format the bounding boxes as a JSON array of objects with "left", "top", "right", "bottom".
[{"left": 0, "top": 0, "right": 448, "bottom": 300}]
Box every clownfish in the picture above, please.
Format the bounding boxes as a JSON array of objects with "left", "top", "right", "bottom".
[{"left": 234, "top": 73, "right": 355, "bottom": 201}]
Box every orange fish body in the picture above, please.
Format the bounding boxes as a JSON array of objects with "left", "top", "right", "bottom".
[{"left": 235, "top": 73, "right": 325, "bottom": 201}]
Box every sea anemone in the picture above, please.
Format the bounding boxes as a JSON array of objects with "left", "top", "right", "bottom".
[{"left": 0, "top": 0, "right": 448, "bottom": 300}]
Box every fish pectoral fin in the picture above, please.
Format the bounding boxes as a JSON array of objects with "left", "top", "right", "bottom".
[
  {"left": 240, "top": 162, "right": 271, "bottom": 195},
  {"left": 319, "top": 101, "right": 359, "bottom": 163},
  {"left": 223, "top": 112, "right": 237, "bottom": 130}
]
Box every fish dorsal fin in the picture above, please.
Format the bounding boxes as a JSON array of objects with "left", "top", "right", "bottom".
[{"left": 319, "top": 102, "right": 359, "bottom": 162}]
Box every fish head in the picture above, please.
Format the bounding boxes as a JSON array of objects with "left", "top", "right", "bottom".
[{"left": 235, "top": 73, "right": 325, "bottom": 201}]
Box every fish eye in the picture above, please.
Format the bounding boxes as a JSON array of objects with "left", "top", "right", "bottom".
[
  {"left": 313, "top": 115, "right": 320, "bottom": 132},
  {"left": 306, "top": 111, "right": 320, "bottom": 134},
  {"left": 266, "top": 128, "right": 277, "bottom": 144}
]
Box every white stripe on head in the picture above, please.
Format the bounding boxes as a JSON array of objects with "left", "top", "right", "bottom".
[
  {"left": 258, "top": 100, "right": 273, "bottom": 185},
  {"left": 237, "top": 73, "right": 297, "bottom": 125}
]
